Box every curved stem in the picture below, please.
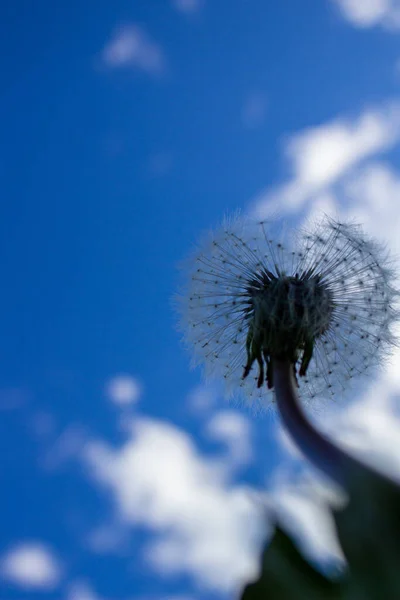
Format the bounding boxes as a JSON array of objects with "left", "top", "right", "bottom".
[{"left": 272, "top": 359, "right": 368, "bottom": 488}]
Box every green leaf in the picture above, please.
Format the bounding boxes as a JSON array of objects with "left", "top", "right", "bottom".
[
  {"left": 241, "top": 525, "right": 342, "bottom": 600},
  {"left": 333, "top": 466, "right": 400, "bottom": 600},
  {"left": 240, "top": 466, "right": 400, "bottom": 599}
]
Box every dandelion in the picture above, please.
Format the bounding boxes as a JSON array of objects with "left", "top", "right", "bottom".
[{"left": 178, "top": 214, "right": 399, "bottom": 486}]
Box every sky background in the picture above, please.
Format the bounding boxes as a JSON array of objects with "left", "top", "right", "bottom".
[{"left": 1, "top": 1, "right": 400, "bottom": 599}]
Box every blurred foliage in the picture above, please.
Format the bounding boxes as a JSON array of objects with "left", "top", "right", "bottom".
[{"left": 241, "top": 467, "right": 400, "bottom": 599}]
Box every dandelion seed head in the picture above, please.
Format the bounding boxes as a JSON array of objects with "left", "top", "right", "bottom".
[{"left": 178, "top": 214, "right": 400, "bottom": 411}]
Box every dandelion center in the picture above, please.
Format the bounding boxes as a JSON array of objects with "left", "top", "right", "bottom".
[{"left": 243, "top": 270, "right": 335, "bottom": 388}]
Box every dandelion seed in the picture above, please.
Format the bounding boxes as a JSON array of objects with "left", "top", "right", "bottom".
[{"left": 178, "top": 214, "right": 399, "bottom": 412}]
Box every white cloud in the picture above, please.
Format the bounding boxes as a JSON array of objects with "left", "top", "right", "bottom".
[
  {"left": 286, "top": 111, "right": 390, "bottom": 186},
  {"left": 241, "top": 93, "right": 267, "bottom": 128},
  {"left": 0, "top": 543, "right": 62, "bottom": 590},
  {"left": 205, "top": 410, "right": 252, "bottom": 467},
  {"left": 106, "top": 375, "right": 141, "bottom": 406},
  {"left": 294, "top": 160, "right": 400, "bottom": 265},
  {"left": 253, "top": 102, "right": 400, "bottom": 217},
  {"left": 340, "top": 161, "right": 400, "bottom": 252},
  {"left": 68, "top": 580, "right": 103, "bottom": 600},
  {"left": 172, "top": 0, "right": 203, "bottom": 13},
  {"left": 84, "top": 418, "right": 261, "bottom": 593},
  {"left": 101, "top": 25, "right": 165, "bottom": 74},
  {"left": 296, "top": 158, "right": 400, "bottom": 263},
  {"left": 332, "top": 0, "right": 400, "bottom": 30}
]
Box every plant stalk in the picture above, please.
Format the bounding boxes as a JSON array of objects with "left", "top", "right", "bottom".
[{"left": 272, "top": 359, "right": 371, "bottom": 488}]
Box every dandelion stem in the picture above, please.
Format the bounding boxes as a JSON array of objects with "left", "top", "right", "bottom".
[{"left": 273, "top": 359, "right": 364, "bottom": 488}]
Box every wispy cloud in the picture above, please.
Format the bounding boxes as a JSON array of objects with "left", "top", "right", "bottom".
[
  {"left": 172, "top": 0, "right": 204, "bottom": 14},
  {"left": 0, "top": 543, "right": 62, "bottom": 590},
  {"left": 253, "top": 101, "right": 400, "bottom": 217},
  {"left": 67, "top": 580, "right": 104, "bottom": 600},
  {"left": 146, "top": 151, "right": 174, "bottom": 177},
  {"left": 186, "top": 383, "right": 218, "bottom": 413},
  {"left": 84, "top": 417, "right": 261, "bottom": 593},
  {"left": 332, "top": 0, "right": 400, "bottom": 30},
  {"left": 101, "top": 25, "right": 166, "bottom": 74},
  {"left": 85, "top": 522, "right": 128, "bottom": 555},
  {"left": 0, "top": 387, "right": 29, "bottom": 411},
  {"left": 106, "top": 374, "right": 142, "bottom": 406},
  {"left": 29, "top": 411, "right": 57, "bottom": 439},
  {"left": 241, "top": 92, "right": 267, "bottom": 128},
  {"left": 40, "top": 424, "right": 86, "bottom": 471}
]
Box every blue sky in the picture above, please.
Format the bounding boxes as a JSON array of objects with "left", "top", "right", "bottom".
[{"left": 1, "top": 1, "right": 400, "bottom": 599}]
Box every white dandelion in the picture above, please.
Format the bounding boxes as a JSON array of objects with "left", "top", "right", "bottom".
[{"left": 178, "top": 214, "right": 400, "bottom": 485}]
